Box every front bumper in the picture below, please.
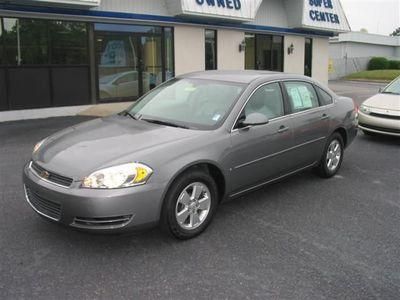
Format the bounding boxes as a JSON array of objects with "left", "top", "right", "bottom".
[
  {"left": 23, "top": 163, "right": 166, "bottom": 232},
  {"left": 358, "top": 111, "right": 400, "bottom": 137}
]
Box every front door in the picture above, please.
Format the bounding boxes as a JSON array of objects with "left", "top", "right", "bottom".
[{"left": 228, "top": 82, "right": 294, "bottom": 194}]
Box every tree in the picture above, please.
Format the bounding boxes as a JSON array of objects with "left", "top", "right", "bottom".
[
  {"left": 360, "top": 28, "right": 368, "bottom": 33},
  {"left": 391, "top": 27, "right": 400, "bottom": 36}
]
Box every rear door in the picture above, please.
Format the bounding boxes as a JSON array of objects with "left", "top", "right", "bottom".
[{"left": 282, "top": 81, "right": 331, "bottom": 169}]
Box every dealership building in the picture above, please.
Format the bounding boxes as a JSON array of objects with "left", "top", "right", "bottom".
[{"left": 0, "top": 0, "right": 350, "bottom": 112}]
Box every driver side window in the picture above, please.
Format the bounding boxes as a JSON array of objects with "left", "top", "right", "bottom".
[{"left": 244, "top": 83, "right": 284, "bottom": 120}]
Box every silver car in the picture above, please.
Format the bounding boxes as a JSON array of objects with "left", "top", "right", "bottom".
[
  {"left": 23, "top": 71, "right": 358, "bottom": 239},
  {"left": 358, "top": 76, "right": 400, "bottom": 137}
]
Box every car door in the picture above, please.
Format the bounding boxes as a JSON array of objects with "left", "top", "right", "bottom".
[
  {"left": 228, "top": 82, "right": 295, "bottom": 194},
  {"left": 282, "top": 81, "right": 331, "bottom": 169}
]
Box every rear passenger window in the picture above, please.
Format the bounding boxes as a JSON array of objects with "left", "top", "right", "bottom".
[
  {"left": 284, "top": 82, "right": 319, "bottom": 112},
  {"left": 316, "top": 86, "right": 333, "bottom": 105}
]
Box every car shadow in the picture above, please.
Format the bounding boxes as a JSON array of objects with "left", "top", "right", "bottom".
[{"left": 358, "top": 131, "right": 400, "bottom": 146}]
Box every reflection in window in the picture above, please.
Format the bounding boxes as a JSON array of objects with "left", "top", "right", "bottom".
[
  {"left": 96, "top": 33, "right": 140, "bottom": 100},
  {"left": 164, "top": 27, "right": 174, "bottom": 81},
  {"left": 1, "top": 18, "right": 88, "bottom": 65},
  {"left": 205, "top": 29, "right": 217, "bottom": 70},
  {"left": 50, "top": 21, "right": 88, "bottom": 64},
  {"left": 0, "top": 18, "right": 3, "bottom": 64},
  {"left": 141, "top": 35, "right": 162, "bottom": 93}
]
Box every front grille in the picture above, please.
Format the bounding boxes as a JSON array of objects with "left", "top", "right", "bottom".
[
  {"left": 25, "top": 186, "right": 62, "bottom": 221},
  {"left": 73, "top": 215, "right": 133, "bottom": 229},
  {"left": 370, "top": 113, "right": 400, "bottom": 120},
  {"left": 359, "top": 123, "right": 400, "bottom": 134},
  {"left": 31, "top": 161, "right": 73, "bottom": 188}
]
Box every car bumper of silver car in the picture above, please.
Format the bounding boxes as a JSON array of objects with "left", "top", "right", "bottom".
[
  {"left": 358, "top": 111, "right": 400, "bottom": 137},
  {"left": 23, "top": 163, "right": 166, "bottom": 233}
]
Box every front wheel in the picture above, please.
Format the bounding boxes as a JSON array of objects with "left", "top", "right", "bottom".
[
  {"left": 160, "top": 170, "right": 218, "bottom": 240},
  {"left": 315, "top": 133, "right": 344, "bottom": 178}
]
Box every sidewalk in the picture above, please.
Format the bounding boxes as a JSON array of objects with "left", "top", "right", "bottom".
[{"left": 0, "top": 102, "right": 132, "bottom": 123}]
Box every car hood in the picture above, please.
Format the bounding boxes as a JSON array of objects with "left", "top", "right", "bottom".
[
  {"left": 363, "top": 93, "right": 400, "bottom": 111},
  {"left": 34, "top": 115, "right": 203, "bottom": 179}
]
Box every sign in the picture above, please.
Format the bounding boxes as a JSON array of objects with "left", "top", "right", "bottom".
[
  {"left": 166, "top": 0, "right": 263, "bottom": 22},
  {"left": 302, "top": 0, "right": 350, "bottom": 32},
  {"left": 15, "top": 0, "right": 101, "bottom": 7}
]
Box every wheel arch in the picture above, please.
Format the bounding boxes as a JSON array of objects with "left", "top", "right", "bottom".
[
  {"left": 333, "top": 127, "right": 348, "bottom": 147},
  {"left": 161, "top": 160, "right": 227, "bottom": 206}
]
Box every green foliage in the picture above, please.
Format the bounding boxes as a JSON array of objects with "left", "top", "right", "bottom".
[
  {"left": 346, "top": 70, "right": 400, "bottom": 81},
  {"left": 390, "top": 27, "right": 400, "bottom": 37},
  {"left": 368, "top": 57, "right": 389, "bottom": 70},
  {"left": 388, "top": 60, "right": 400, "bottom": 70}
]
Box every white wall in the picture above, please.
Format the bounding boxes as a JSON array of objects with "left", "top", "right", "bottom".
[
  {"left": 217, "top": 30, "right": 245, "bottom": 70},
  {"left": 312, "top": 37, "right": 329, "bottom": 84},
  {"left": 174, "top": 25, "right": 205, "bottom": 75},
  {"left": 284, "top": 35, "right": 305, "bottom": 75}
]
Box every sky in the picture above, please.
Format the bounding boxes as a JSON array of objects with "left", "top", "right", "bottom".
[{"left": 340, "top": 0, "right": 400, "bottom": 35}]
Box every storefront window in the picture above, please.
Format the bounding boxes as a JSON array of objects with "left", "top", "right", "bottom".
[
  {"left": 0, "top": 18, "right": 3, "bottom": 65},
  {"left": 245, "top": 33, "right": 283, "bottom": 72},
  {"left": 256, "top": 35, "right": 272, "bottom": 70},
  {"left": 50, "top": 21, "right": 88, "bottom": 65},
  {"left": 95, "top": 24, "right": 174, "bottom": 101},
  {"left": 272, "top": 36, "right": 283, "bottom": 72},
  {"left": 305, "top": 38, "right": 312, "bottom": 77},
  {"left": 244, "top": 33, "right": 255, "bottom": 69},
  {"left": 1, "top": 17, "right": 88, "bottom": 65},
  {"left": 164, "top": 27, "right": 174, "bottom": 81},
  {"left": 205, "top": 29, "right": 217, "bottom": 70}
]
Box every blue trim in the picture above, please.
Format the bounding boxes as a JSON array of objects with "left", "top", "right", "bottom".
[{"left": 0, "top": 3, "right": 334, "bottom": 37}]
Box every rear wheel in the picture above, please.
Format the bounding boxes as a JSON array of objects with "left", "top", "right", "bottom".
[
  {"left": 160, "top": 170, "right": 218, "bottom": 239},
  {"left": 315, "top": 133, "right": 344, "bottom": 178}
]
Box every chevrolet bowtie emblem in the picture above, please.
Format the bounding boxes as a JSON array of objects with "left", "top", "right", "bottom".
[{"left": 40, "top": 170, "right": 50, "bottom": 180}]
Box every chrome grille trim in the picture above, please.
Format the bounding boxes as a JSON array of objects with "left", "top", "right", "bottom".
[{"left": 29, "top": 161, "right": 73, "bottom": 188}]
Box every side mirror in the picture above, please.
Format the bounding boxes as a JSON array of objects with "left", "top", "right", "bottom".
[
  {"left": 238, "top": 113, "right": 269, "bottom": 129},
  {"left": 378, "top": 88, "right": 383, "bottom": 93}
]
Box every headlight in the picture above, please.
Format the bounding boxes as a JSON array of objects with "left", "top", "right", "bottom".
[
  {"left": 360, "top": 105, "right": 371, "bottom": 114},
  {"left": 33, "top": 139, "right": 46, "bottom": 154},
  {"left": 81, "top": 163, "right": 153, "bottom": 189}
]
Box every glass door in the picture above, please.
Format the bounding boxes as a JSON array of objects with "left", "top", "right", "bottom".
[
  {"left": 96, "top": 32, "right": 141, "bottom": 101},
  {"left": 140, "top": 35, "right": 162, "bottom": 94}
]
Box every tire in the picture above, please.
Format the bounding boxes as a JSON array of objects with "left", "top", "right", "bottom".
[
  {"left": 160, "top": 170, "right": 218, "bottom": 240},
  {"left": 315, "top": 133, "right": 344, "bottom": 178}
]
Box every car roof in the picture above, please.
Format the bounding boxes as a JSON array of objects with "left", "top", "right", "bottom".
[{"left": 178, "top": 70, "right": 313, "bottom": 84}]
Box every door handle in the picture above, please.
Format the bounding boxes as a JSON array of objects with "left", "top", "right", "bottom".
[
  {"left": 277, "top": 125, "right": 289, "bottom": 133},
  {"left": 320, "top": 113, "right": 329, "bottom": 120}
]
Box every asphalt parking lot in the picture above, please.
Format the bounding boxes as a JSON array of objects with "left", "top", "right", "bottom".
[{"left": 1, "top": 81, "right": 399, "bottom": 299}]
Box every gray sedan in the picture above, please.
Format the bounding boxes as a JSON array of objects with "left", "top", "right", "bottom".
[{"left": 23, "top": 71, "right": 358, "bottom": 239}]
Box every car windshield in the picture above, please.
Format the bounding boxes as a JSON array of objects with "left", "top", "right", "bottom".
[
  {"left": 127, "top": 78, "right": 245, "bottom": 130},
  {"left": 382, "top": 77, "right": 400, "bottom": 95}
]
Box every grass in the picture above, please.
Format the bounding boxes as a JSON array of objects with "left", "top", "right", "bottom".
[{"left": 346, "top": 70, "right": 400, "bottom": 81}]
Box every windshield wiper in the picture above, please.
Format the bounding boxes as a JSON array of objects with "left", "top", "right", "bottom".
[
  {"left": 381, "top": 91, "right": 399, "bottom": 95},
  {"left": 142, "top": 118, "right": 189, "bottom": 129},
  {"left": 120, "top": 110, "right": 138, "bottom": 120}
]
